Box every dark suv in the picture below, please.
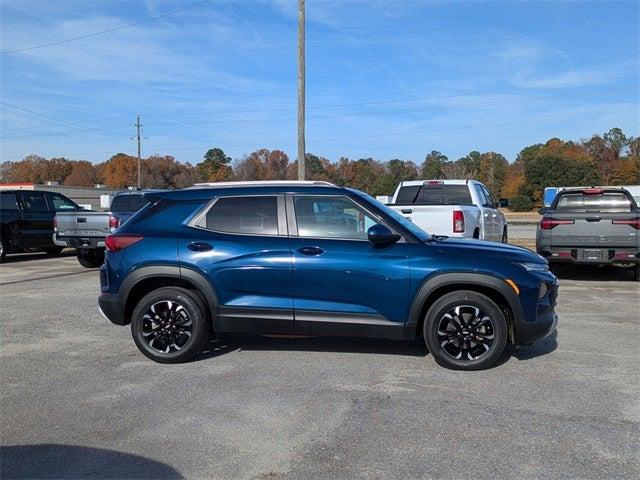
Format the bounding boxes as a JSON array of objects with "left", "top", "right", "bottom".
[{"left": 98, "top": 181, "right": 558, "bottom": 370}]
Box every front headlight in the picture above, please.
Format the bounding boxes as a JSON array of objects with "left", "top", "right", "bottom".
[
  {"left": 538, "top": 282, "right": 549, "bottom": 299},
  {"left": 513, "top": 261, "right": 549, "bottom": 272}
]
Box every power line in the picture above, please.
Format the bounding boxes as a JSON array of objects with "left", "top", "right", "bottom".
[
  {"left": 0, "top": 0, "right": 211, "bottom": 54},
  {"left": 0, "top": 85, "right": 635, "bottom": 138},
  {"left": 138, "top": 107, "right": 636, "bottom": 152},
  {"left": 0, "top": 101, "right": 131, "bottom": 138}
]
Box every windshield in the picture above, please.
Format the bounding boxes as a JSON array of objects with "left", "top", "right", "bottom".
[{"left": 350, "top": 189, "right": 432, "bottom": 241}]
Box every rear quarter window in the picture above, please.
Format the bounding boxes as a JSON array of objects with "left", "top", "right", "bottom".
[
  {"left": 110, "top": 195, "right": 130, "bottom": 213},
  {"left": 554, "top": 192, "right": 634, "bottom": 213},
  {"left": 1, "top": 193, "right": 19, "bottom": 209}
]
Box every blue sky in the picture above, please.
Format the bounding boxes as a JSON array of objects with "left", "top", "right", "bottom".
[{"left": 0, "top": 0, "right": 638, "bottom": 165}]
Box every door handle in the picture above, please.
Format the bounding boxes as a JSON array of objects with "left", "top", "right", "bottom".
[
  {"left": 187, "top": 242, "right": 213, "bottom": 252},
  {"left": 297, "top": 246, "right": 325, "bottom": 256},
  {"left": 585, "top": 217, "right": 601, "bottom": 222},
  {"left": 401, "top": 208, "right": 413, "bottom": 214}
]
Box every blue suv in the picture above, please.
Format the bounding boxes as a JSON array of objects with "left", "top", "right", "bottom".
[{"left": 98, "top": 181, "right": 558, "bottom": 370}]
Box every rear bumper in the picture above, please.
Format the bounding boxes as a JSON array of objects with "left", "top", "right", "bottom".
[
  {"left": 98, "top": 292, "right": 126, "bottom": 326},
  {"left": 53, "top": 234, "right": 105, "bottom": 249},
  {"left": 538, "top": 246, "right": 640, "bottom": 265}
]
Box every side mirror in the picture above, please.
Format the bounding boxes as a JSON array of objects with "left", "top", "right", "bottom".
[
  {"left": 367, "top": 224, "right": 401, "bottom": 246},
  {"left": 538, "top": 207, "right": 548, "bottom": 215}
]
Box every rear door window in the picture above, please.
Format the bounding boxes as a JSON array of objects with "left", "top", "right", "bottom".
[
  {"left": 204, "top": 196, "right": 279, "bottom": 235},
  {"left": 554, "top": 192, "right": 633, "bottom": 213},
  {"left": 21, "top": 192, "right": 49, "bottom": 212}
]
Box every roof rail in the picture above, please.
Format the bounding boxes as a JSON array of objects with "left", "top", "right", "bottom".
[{"left": 188, "top": 180, "right": 336, "bottom": 188}]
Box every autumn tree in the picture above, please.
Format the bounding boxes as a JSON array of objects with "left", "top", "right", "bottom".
[
  {"left": 478, "top": 152, "right": 508, "bottom": 198},
  {"left": 64, "top": 161, "right": 96, "bottom": 187},
  {"left": 102, "top": 153, "right": 138, "bottom": 188},
  {"left": 264, "top": 150, "right": 289, "bottom": 180}
]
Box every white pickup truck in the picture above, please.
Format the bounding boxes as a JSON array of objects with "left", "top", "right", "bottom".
[{"left": 388, "top": 179, "right": 508, "bottom": 242}]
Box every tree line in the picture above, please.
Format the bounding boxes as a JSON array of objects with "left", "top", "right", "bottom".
[{"left": 1, "top": 127, "right": 638, "bottom": 211}]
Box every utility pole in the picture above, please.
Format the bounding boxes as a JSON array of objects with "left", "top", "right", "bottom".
[
  {"left": 297, "top": 0, "right": 305, "bottom": 180},
  {"left": 136, "top": 115, "right": 141, "bottom": 188}
]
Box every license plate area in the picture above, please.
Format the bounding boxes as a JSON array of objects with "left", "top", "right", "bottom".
[
  {"left": 80, "top": 237, "right": 92, "bottom": 247},
  {"left": 582, "top": 249, "right": 603, "bottom": 261}
]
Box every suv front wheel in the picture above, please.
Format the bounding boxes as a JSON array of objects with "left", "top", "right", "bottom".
[
  {"left": 423, "top": 290, "right": 508, "bottom": 370},
  {"left": 131, "top": 287, "right": 211, "bottom": 363}
]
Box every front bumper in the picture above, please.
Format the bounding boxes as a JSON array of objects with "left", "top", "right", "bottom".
[
  {"left": 98, "top": 292, "right": 126, "bottom": 325},
  {"left": 513, "top": 281, "right": 559, "bottom": 345}
]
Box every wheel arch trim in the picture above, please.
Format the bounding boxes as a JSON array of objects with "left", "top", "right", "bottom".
[
  {"left": 403, "top": 272, "right": 525, "bottom": 339},
  {"left": 119, "top": 264, "right": 219, "bottom": 323}
]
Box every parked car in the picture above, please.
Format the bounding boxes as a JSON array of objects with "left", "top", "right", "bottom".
[
  {"left": 54, "top": 190, "right": 161, "bottom": 268},
  {"left": 389, "top": 179, "right": 508, "bottom": 242},
  {"left": 98, "top": 181, "right": 558, "bottom": 370},
  {"left": 109, "top": 190, "right": 166, "bottom": 229},
  {"left": 536, "top": 187, "right": 639, "bottom": 281},
  {"left": 0, "top": 189, "right": 81, "bottom": 262}
]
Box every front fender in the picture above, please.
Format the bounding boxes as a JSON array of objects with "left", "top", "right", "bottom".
[{"left": 402, "top": 271, "right": 524, "bottom": 339}]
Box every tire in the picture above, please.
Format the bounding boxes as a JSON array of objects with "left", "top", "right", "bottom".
[
  {"left": 634, "top": 264, "right": 640, "bottom": 282},
  {"left": 77, "top": 249, "right": 104, "bottom": 268},
  {"left": 423, "top": 290, "right": 508, "bottom": 370},
  {"left": 473, "top": 229, "right": 480, "bottom": 239},
  {"left": 131, "top": 287, "right": 211, "bottom": 363},
  {"left": 501, "top": 228, "right": 508, "bottom": 244},
  {"left": 0, "top": 234, "right": 6, "bottom": 263},
  {"left": 43, "top": 246, "right": 64, "bottom": 256}
]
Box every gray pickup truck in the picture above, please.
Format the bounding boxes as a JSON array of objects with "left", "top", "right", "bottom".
[
  {"left": 53, "top": 210, "right": 111, "bottom": 267},
  {"left": 536, "top": 187, "right": 639, "bottom": 280}
]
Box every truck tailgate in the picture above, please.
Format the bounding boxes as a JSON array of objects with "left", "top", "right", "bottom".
[
  {"left": 55, "top": 212, "right": 111, "bottom": 238},
  {"left": 391, "top": 205, "right": 454, "bottom": 236},
  {"left": 549, "top": 212, "right": 639, "bottom": 248}
]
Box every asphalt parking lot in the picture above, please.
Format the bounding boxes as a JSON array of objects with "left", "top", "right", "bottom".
[{"left": 1, "top": 252, "right": 639, "bottom": 479}]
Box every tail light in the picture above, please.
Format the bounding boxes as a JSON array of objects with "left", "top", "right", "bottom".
[
  {"left": 109, "top": 215, "right": 119, "bottom": 233},
  {"left": 540, "top": 218, "right": 575, "bottom": 229},
  {"left": 582, "top": 188, "right": 603, "bottom": 195},
  {"left": 612, "top": 218, "right": 640, "bottom": 229},
  {"left": 105, "top": 234, "right": 143, "bottom": 252},
  {"left": 453, "top": 210, "right": 465, "bottom": 233}
]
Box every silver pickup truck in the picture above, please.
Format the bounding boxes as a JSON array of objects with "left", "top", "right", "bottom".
[
  {"left": 536, "top": 187, "right": 639, "bottom": 281},
  {"left": 53, "top": 211, "right": 112, "bottom": 267}
]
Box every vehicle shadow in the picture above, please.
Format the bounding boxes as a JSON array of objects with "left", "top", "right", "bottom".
[
  {"left": 195, "top": 334, "right": 428, "bottom": 362},
  {"left": 197, "top": 332, "right": 557, "bottom": 366},
  {"left": 1, "top": 251, "right": 76, "bottom": 264},
  {"left": 550, "top": 263, "right": 636, "bottom": 282},
  {"left": 510, "top": 330, "right": 558, "bottom": 361},
  {"left": 0, "top": 444, "right": 183, "bottom": 479}
]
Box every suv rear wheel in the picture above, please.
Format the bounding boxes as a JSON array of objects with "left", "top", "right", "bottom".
[
  {"left": 423, "top": 290, "right": 508, "bottom": 370},
  {"left": 131, "top": 287, "right": 211, "bottom": 363}
]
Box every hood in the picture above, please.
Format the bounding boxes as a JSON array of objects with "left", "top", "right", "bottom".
[{"left": 429, "top": 237, "right": 546, "bottom": 264}]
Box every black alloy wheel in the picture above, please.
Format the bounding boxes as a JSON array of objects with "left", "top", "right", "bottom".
[
  {"left": 424, "top": 290, "right": 508, "bottom": 370},
  {"left": 437, "top": 305, "right": 495, "bottom": 361},
  {"left": 131, "top": 287, "right": 210, "bottom": 363}
]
